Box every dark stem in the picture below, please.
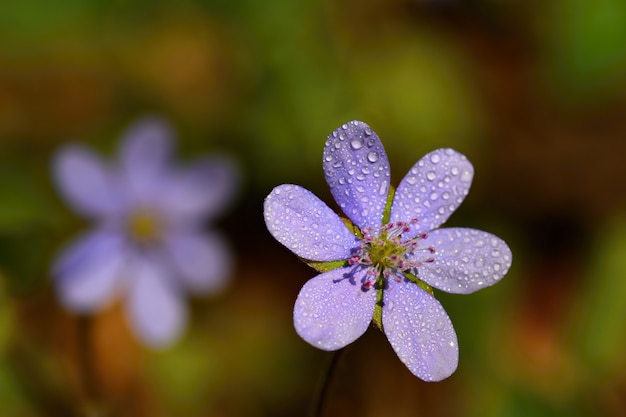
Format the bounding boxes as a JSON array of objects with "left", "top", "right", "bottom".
[
  {"left": 311, "top": 348, "right": 345, "bottom": 417},
  {"left": 77, "top": 315, "right": 101, "bottom": 413}
]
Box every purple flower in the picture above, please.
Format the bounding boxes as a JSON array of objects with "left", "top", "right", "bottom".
[
  {"left": 264, "top": 120, "right": 512, "bottom": 381},
  {"left": 52, "top": 117, "right": 237, "bottom": 348}
]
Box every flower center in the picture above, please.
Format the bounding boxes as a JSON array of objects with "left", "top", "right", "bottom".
[
  {"left": 349, "top": 219, "right": 435, "bottom": 289},
  {"left": 127, "top": 209, "right": 162, "bottom": 244}
]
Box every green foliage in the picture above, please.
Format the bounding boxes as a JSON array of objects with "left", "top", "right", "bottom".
[
  {"left": 543, "top": 0, "right": 626, "bottom": 101},
  {"left": 571, "top": 214, "right": 626, "bottom": 375}
]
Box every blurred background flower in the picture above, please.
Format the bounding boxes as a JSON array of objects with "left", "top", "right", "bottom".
[
  {"left": 0, "top": 0, "right": 625, "bottom": 416},
  {"left": 52, "top": 117, "right": 237, "bottom": 348}
]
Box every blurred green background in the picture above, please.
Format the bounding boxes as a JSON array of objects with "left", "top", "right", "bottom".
[{"left": 1, "top": 0, "right": 626, "bottom": 416}]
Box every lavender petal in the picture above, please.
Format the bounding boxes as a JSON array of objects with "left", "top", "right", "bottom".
[
  {"left": 294, "top": 267, "right": 377, "bottom": 350},
  {"left": 118, "top": 116, "right": 174, "bottom": 203},
  {"left": 126, "top": 254, "right": 187, "bottom": 348},
  {"left": 417, "top": 227, "right": 512, "bottom": 294},
  {"left": 323, "top": 121, "right": 390, "bottom": 230},
  {"left": 52, "top": 144, "right": 121, "bottom": 218},
  {"left": 164, "top": 230, "right": 232, "bottom": 295},
  {"left": 264, "top": 184, "right": 358, "bottom": 261},
  {"left": 383, "top": 278, "right": 458, "bottom": 381},
  {"left": 391, "top": 148, "right": 473, "bottom": 237},
  {"left": 160, "top": 156, "right": 239, "bottom": 223},
  {"left": 53, "top": 229, "right": 125, "bottom": 312}
]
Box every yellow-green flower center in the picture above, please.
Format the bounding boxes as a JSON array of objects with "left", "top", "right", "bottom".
[{"left": 128, "top": 210, "right": 162, "bottom": 244}]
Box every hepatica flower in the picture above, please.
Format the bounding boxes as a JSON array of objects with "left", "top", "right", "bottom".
[
  {"left": 264, "top": 121, "right": 511, "bottom": 381},
  {"left": 52, "top": 117, "right": 237, "bottom": 347}
]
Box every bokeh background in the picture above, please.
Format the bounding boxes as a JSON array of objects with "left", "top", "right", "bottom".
[{"left": 1, "top": 0, "right": 626, "bottom": 416}]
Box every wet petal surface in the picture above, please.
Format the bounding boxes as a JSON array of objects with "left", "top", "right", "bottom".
[
  {"left": 264, "top": 184, "right": 358, "bottom": 261},
  {"left": 383, "top": 278, "right": 458, "bottom": 381},
  {"left": 294, "top": 267, "right": 377, "bottom": 350},
  {"left": 323, "top": 121, "right": 390, "bottom": 230},
  {"left": 417, "top": 228, "right": 512, "bottom": 294},
  {"left": 391, "top": 149, "right": 473, "bottom": 236}
]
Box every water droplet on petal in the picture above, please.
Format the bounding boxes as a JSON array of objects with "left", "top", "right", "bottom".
[
  {"left": 426, "top": 171, "right": 436, "bottom": 181},
  {"left": 367, "top": 151, "right": 379, "bottom": 163},
  {"left": 430, "top": 153, "right": 441, "bottom": 164},
  {"left": 461, "top": 170, "right": 472, "bottom": 182},
  {"left": 350, "top": 137, "right": 363, "bottom": 150},
  {"left": 379, "top": 180, "right": 388, "bottom": 195}
]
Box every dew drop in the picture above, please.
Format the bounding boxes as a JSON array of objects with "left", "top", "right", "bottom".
[
  {"left": 361, "top": 166, "right": 371, "bottom": 174},
  {"left": 451, "top": 166, "right": 459, "bottom": 176},
  {"left": 430, "top": 153, "right": 441, "bottom": 164},
  {"left": 350, "top": 138, "right": 363, "bottom": 150},
  {"left": 461, "top": 170, "right": 472, "bottom": 182},
  {"left": 324, "top": 155, "right": 332, "bottom": 162},
  {"left": 430, "top": 192, "right": 438, "bottom": 200},
  {"left": 379, "top": 180, "right": 388, "bottom": 195},
  {"left": 406, "top": 176, "right": 417, "bottom": 185},
  {"left": 442, "top": 192, "right": 450, "bottom": 200},
  {"left": 367, "top": 151, "right": 379, "bottom": 163},
  {"left": 426, "top": 171, "right": 436, "bottom": 181}
]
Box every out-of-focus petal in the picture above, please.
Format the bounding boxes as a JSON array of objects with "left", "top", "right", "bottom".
[
  {"left": 163, "top": 230, "right": 232, "bottom": 295},
  {"left": 417, "top": 228, "right": 512, "bottom": 294},
  {"left": 264, "top": 184, "right": 358, "bottom": 261},
  {"left": 382, "top": 278, "right": 458, "bottom": 381},
  {"left": 118, "top": 116, "right": 174, "bottom": 202},
  {"left": 53, "top": 144, "right": 121, "bottom": 218},
  {"left": 160, "top": 156, "right": 239, "bottom": 222},
  {"left": 125, "top": 255, "right": 187, "bottom": 348},
  {"left": 53, "top": 229, "right": 126, "bottom": 313},
  {"left": 294, "top": 267, "right": 377, "bottom": 350},
  {"left": 391, "top": 149, "right": 473, "bottom": 237},
  {"left": 323, "top": 121, "right": 390, "bottom": 231}
]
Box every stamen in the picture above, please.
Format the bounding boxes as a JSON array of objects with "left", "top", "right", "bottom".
[{"left": 350, "top": 217, "right": 437, "bottom": 285}]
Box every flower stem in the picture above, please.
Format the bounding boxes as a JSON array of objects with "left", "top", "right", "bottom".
[
  {"left": 311, "top": 348, "right": 345, "bottom": 417},
  {"left": 77, "top": 316, "right": 102, "bottom": 415}
]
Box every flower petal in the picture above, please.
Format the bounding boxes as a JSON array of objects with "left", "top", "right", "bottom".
[
  {"left": 383, "top": 278, "right": 458, "bottom": 381},
  {"left": 391, "top": 148, "right": 473, "bottom": 236},
  {"left": 52, "top": 144, "right": 121, "bottom": 218},
  {"left": 418, "top": 228, "right": 512, "bottom": 294},
  {"left": 294, "top": 267, "right": 377, "bottom": 350},
  {"left": 53, "top": 229, "right": 126, "bottom": 313},
  {"left": 163, "top": 230, "right": 232, "bottom": 295},
  {"left": 264, "top": 184, "right": 358, "bottom": 261},
  {"left": 323, "top": 121, "right": 390, "bottom": 230},
  {"left": 126, "top": 255, "right": 187, "bottom": 348},
  {"left": 160, "top": 156, "right": 239, "bottom": 222},
  {"left": 118, "top": 116, "right": 174, "bottom": 202}
]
